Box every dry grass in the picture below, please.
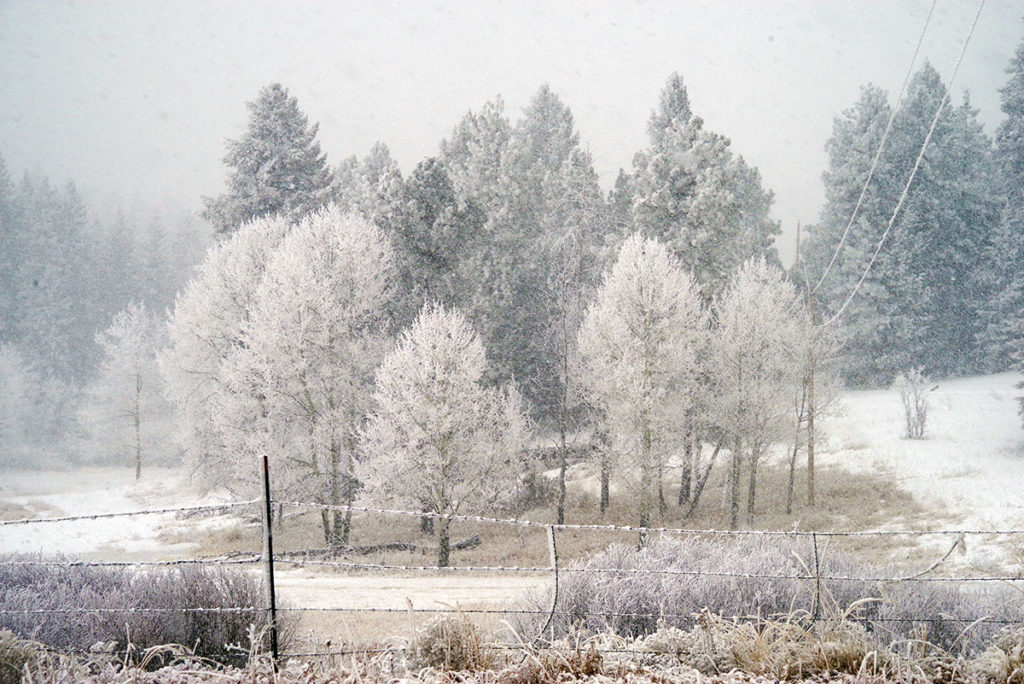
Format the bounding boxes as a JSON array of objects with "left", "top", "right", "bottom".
[
  {"left": 14, "top": 615, "right": 1024, "bottom": 682},
  {"left": 169, "top": 455, "right": 932, "bottom": 573}
]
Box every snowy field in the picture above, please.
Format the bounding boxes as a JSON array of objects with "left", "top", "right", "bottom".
[
  {"left": 1, "top": 371, "right": 1022, "bottom": 577},
  {"left": 815, "top": 372, "right": 1024, "bottom": 569}
]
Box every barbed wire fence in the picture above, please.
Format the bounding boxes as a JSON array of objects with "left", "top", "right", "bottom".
[{"left": 1, "top": 460, "right": 1023, "bottom": 664}]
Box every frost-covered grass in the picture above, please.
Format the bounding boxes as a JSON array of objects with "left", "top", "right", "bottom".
[{"left": 0, "top": 558, "right": 282, "bottom": 666}]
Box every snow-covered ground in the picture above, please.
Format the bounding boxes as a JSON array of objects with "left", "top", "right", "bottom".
[
  {"left": 815, "top": 372, "right": 1024, "bottom": 569},
  {"left": 0, "top": 466, "right": 238, "bottom": 558}
]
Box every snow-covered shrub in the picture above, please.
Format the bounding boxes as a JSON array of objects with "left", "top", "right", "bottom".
[
  {"left": 0, "top": 557, "right": 283, "bottom": 665},
  {"left": 894, "top": 368, "right": 931, "bottom": 439},
  {"left": 970, "top": 625, "right": 1024, "bottom": 683}
]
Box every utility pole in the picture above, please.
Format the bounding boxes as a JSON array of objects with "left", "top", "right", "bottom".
[{"left": 794, "top": 222, "right": 816, "bottom": 508}]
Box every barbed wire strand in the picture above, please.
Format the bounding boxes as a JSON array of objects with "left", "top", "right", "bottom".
[
  {"left": 274, "top": 499, "right": 1024, "bottom": 537},
  {"left": 0, "top": 556, "right": 261, "bottom": 568},
  {"left": 0, "top": 499, "right": 259, "bottom": 526},
  {"left": 270, "top": 557, "right": 1022, "bottom": 583}
]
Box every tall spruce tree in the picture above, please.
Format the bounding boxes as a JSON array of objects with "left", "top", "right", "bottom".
[
  {"left": 981, "top": 33, "right": 1024, "bottom": 372},
  {"left": 806, "top": 65, "right": 1000, "bottom": 385},
  {"left": 632, "top": 74, "right": 780, "bottom": 298},
  {"left": 203, "top": 83, "right": 333, "bottom": 234}
]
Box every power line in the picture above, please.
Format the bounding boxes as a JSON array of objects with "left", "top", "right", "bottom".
[
  {"left": 811, "top": 0, "right": 937, "bottom": 295},
  {"left": 820, "top": 0, "right": 987, "bottom": 328}
]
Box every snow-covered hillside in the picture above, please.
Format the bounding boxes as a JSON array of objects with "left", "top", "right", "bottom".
[{"left": 817, "top": 372, "right": 1024, "bottom": 569}]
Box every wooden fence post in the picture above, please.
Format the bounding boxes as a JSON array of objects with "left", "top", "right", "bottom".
[{"left": 261, "top": 454, "right": 280, "bottom": 664}]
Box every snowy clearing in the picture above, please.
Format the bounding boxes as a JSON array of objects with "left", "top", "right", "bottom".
[
  {"left": 1, "top": 372, "right": 1022, "bottom": 582},
  {"left": 815, "top": 371, "right": 1024, "bottom": 569}
]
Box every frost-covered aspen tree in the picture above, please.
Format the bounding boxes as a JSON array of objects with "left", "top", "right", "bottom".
[
  {"left": 711, "top": 258, "right": 804, "bottom": 529},
  {"left": 358, "top": 305, "right": 529, "bottom": 567},
  {"left": 80, "top": 302, "right": 173, "bottom": 479},
  {"left": 577, "top": 234, "right": 707, "bottom": 537},
  {"left": 223, "top": 207, "right": 394, "bottom": 546},
  {"left": 160, "top": 215, "right": 291, "bottom": 493}
]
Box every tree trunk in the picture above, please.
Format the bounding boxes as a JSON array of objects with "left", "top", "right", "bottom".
[
  {"left": 320, "top": 509, "right": 331, "bottom": 546},
  {"left": 745, "top": 448, "right": 759, "bottom": 527},
  {"left": 420, "top": 504, "right": 435, "bottom": 535},
  {"left": 599, "top": 458, "right": 610, "bottom": 515},
  {"left": 556, "top": 422, "right": 568, "bottom": 524},
  {"left": 807, "top": 298, "right": 817, "bottom": 508},
  {"left": 657, "top": 463, "right": 667, "bottom": 515},
  {"left": 328, "top": 445, "right": 344, "bottom": 550},
  {"left": 729, "top": 442, "right": 742, "bottom": 530},
  {"left": 677, "top": 426, "right": 693, "bottom": 507},
  {"left": 786, "top": 440, "right": 799, "bottom": 515},
  {"left": 133, "top": 373, "right": 142, "bottom": 480},
  {"left": 686, "top": 442, "right": 721, "bottom": 517},
  {"left": 437, "top": 516, "right": 451, "bottom": 568}
]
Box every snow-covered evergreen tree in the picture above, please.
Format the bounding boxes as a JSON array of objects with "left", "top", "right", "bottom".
[
  {"left": 980, "top": 34, "right": 1024, "bottom": 374},
  {"left": 439, "top": 96, "right": 512, "bottom": 215},
  {"left": 9, "top": 176, "right": 96, "bottom": 382},
  {"left": 806, "top": 64, "right": 1001, "bottom": 385},
  {"left": 388, "top": 157, "right": 484, "bottom": 328},
  {"left": 631, "top": 74, "right": 780, "bottom": 298},
  {"left": 358, "top": 304, "right": 529, "bottom": 567},
  {"left": 577, "top": 234, "right": 707, "bottom": 532},
  {"left": 203, "top": 83, "right": 333, "bottom": 234}
]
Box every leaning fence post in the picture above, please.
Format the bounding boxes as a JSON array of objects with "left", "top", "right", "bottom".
[
  {"left": 533, "top": 525, "right": 559, "bottom": 646},
  {"left": 261, "top": 454, "right": 280, "bottom": 664},
  {"left": 811, "top": 532, "right": 822, "bottom": 623}
]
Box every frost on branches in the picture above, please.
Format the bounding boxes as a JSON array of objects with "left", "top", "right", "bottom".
[
  {"left": 80, "top": 302, "right": 174, "bottom": 478},
  {"left": 223, "top": 206, "right": 394, "bottom": 546},
  {"left": 576, "top": 234, "right": 707, "bottom": 535},
  {"left": 161, "top": 214, "right": 291, "bottom": 495},
  {"left": 358, "top": 305, "right": 529, "bottom": 567},
  {"left": 711, "top": 258, "right": 805, "bottom": 529},
  {"left": 161, "top": 208, "right": 395, "bottom": 547}
]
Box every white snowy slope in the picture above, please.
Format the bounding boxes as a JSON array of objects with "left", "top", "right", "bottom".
[
  {"left": 816, "top": 372, "right": 1024, "bottom": 568},
  {"left": 0, "top": 466, "right": 237, "bottom": 558}
]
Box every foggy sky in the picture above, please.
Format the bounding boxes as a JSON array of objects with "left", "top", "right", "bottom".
[{"left": 0, "top": 0, "right": 1020, "bottom": 259}]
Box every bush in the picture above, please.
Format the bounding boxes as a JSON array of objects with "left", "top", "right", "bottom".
[
  {"left": 410, "top": 615, "right": 491, "bottom": 672},
  {"left": 0, "top": 555, "right": 286, "bottom": 665},
  {"left": 540, "top": 536, "right": 1023, "bottom": 653},
  {"left": 0, "top": 630, "right": 42, "bottom": 684}
]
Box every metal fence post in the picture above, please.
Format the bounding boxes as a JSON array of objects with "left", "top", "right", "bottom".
[
  {"left": 811, "top": 532, "right": 822, "bottom": 623},
  {"left": 261, "top": 454, "right": 280, "bottom": 664},
  {"left": 533, "top": 524, "right": 559, "bottom": 646}
]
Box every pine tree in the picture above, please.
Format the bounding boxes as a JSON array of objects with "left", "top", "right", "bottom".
[
  {"left": 802, "top": 85, "right": 896, "bottom": 385},
  {"left": 440, "top": 96, "right": 512, "bottom": 215},
  {"left": 389, "top": 157, "right": 484, "bottom": 326},
  {"left": 203, "top": 83, "right": 333, "bottom": 234},
  {"left": 0, "top": 155, "right": 19, "bottom": 342},
  {"left": 981, "top": 34, "right": 1024, "bottom": 372},
  {"left": 806, "top": 65, "right": 1001, "bottom": 385},
  {"left": 632, "top": 74, "right": 780, "bottom": 298},
  {"left": 11, "top": 176, "right": 95, "bottom": 381}
]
